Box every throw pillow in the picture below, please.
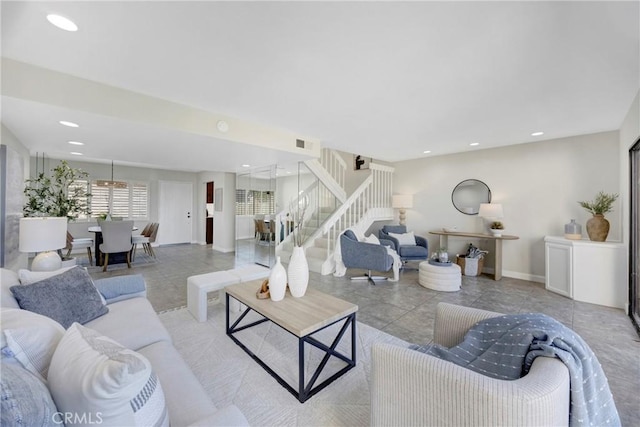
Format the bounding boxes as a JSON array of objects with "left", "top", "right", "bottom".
[
  {"left": 18, "top": 266, "right": 76, "bottom": 285},
  {"left": 1, "top": 308, "right": 65, "bottom": 382},
  {"left": 364, "top": 234, "right": 381, "bottom": 245},
  {"left": 10, "top": 266, "right": 108, "bottom": 329},
  {"left": 389, "top": 231, "right": 417, "bottom": 246},
  {"left": 18, "top": 266, "right": 107, "bottom": 305},
  {"left": 48, "top": 323, "right": 169, "bottom": 427},
  {"left": 1, "top": 359, "right": 59, "bottom": 427}
]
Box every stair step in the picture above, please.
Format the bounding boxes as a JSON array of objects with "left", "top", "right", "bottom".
[
  {"left": 306, "top": 256, "right": 325, "bottom": 274},
  {"left": 314, "top": 237, "right": 330, "bottom": 249},
  {"left": 306, "top": 246, "right": 327, "bottom": 259}
]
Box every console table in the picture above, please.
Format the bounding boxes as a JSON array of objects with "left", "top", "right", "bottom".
[{"left": 429, "top": 231, "right": 519, "bottom": 280}]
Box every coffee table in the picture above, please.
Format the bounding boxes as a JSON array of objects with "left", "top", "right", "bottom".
[{"left": 225, "top": 280, "right": 358, "bottom": 403}]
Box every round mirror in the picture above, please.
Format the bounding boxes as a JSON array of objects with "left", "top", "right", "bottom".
[{"left": 451, "top": 179, "right": 491, "bottom": 215}]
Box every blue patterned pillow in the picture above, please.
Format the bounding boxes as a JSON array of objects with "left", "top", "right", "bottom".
[
  {"left": 10, "top": 266, "right": 108, "bottom": 329},
  {"left": 0, "top": 358, "right": 58, "bottom": 426}
]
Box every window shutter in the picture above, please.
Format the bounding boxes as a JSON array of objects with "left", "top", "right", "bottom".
[
  {"left": 131, "top": 183, "right": 148, "bottom": 219},
  {"left": 111, "top": 186, "right": 129, "bottom": 218},
  {"left": 90, "top": 184, "right": 110, "bottom": 218}
]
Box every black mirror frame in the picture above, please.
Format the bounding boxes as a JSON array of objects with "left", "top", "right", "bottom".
[{"left": 451, "top": 179, "right": 492, "bottom": 215}]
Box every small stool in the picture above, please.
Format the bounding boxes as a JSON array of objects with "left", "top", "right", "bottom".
[
  {"left": 187, "top": 271, "right": 239, "bottom": 322},
  {"left": 418, "top": 261, "right": 462, "bottom": 292}
]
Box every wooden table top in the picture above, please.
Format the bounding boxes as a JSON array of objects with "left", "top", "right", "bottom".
[
  {"left": 225, "top": 280, "right": 358, "bottom": 337},
  {"left": 429, "top": 230, "right": 519, "bottom": 240}
]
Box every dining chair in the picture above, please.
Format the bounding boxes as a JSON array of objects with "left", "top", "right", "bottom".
[
  {"left": 145, "top": 223, "right": 159, "bottom": 258},
  {"left": 99, "top": 220, "right": 134, "bottom": 272},
  {"left": 132, "top": 222, "right": 152, "bottom": 261},
  {"left": 65, "top": 231, "right": 94, "bottom": 266}
]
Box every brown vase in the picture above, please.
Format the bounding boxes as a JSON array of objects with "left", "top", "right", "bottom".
[{"left": 586, "top": 214, "right": 610, "bottom": 241}]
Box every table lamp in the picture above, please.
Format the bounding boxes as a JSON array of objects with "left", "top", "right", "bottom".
[
  {"left": 19, "top": 217, "right": 67, "bottom": 271},
  {"left": 392, "top": 195, "right": 414, "bottom": 225}
]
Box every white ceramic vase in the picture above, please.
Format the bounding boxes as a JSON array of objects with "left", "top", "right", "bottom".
[
  {"left": 269, "top": 256, "right": 287, "bottom": 302},
  {"left": 287, "top": 246, "right": 309, "bottom": 298}
]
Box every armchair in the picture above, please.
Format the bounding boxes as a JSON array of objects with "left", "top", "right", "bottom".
[
  {"left": 371, "top": 303, "right": 570, "bottom": 426},
  {"left": 340, "top": 230, "right": 395, "bottom": 284},
  {"left": 379, "top": 225, "right": 429, "bottom": 262}
]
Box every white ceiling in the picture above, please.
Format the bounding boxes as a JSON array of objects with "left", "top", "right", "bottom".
[{"left": 2, "top": 1, "right": 639, "bottom": 173}]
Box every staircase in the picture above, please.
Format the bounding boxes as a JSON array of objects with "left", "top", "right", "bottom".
[{"left": 276, "top": 149, "right": 395, "bottom": 275}]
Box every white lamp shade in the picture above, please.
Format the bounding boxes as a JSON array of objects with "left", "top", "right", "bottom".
[
  {"left": 19, "top": 217, "right": 67, "bottom": 252},
  {"left": 478, "top": 203, "right": 504, "bottom": 219},
  {"left": 392, "top": 194, "right": 414, "bottom": 209}
]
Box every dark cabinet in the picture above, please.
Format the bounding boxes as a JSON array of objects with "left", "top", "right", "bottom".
[
  {"left": 206, "top": 217, "right": 213, "bottom": 244},
  {"left": 206, "top": 182, "right": 214, "bottom": 203}
]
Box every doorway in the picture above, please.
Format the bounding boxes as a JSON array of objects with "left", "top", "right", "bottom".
[
  {"left": 630, "top": 138, "right": 640, "bottom": 333},
  {"left": 206, "top": 181, "right": 214, "bottom": 244},
  {"left": 158, "top": 181, "right": 193, "bottom": 245}
]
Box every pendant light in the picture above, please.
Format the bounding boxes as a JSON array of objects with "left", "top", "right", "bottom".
[{"left": 96, "top": 161, "right": 127, "bottom": 188}]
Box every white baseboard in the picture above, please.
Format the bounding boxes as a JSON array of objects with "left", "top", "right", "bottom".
[
  {"left": 213, "top": 245, "right": 235, "bottom": 253},
  {"left": 481, "top": 267, "right": 545, "bottom": 284}
]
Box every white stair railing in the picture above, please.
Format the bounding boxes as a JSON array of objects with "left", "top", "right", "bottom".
[
  {"left": 320, "top": 148, "right": 346, "bottom": 192},
  {"left": 300, "top": 163, "right": 395, "bottom": 274}
]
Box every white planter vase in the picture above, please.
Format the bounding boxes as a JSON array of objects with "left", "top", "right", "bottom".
[
  {"left": 287, "top": 246, "right": 309, "bottom": 298},
  {"left": 269, "top": 256, "right": 287, "bottom": 302}
]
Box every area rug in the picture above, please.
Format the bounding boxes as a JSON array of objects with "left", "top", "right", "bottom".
[{"left": 158, "top": 303, "right": 409, "bottom": 426}]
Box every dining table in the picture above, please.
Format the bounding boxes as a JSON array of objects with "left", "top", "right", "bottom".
[{"left": 88, "top": 225, "right": 138, "bottom": 266}]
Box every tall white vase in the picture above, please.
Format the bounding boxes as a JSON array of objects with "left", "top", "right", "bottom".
[
  {"left": 287, "top": 246, "right": 309, "bottom": 298},
  {"left": 269, "top": 256, "right": 287, "bottom": 302}
]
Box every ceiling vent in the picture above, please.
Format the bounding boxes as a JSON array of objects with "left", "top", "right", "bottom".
[{"left": 296, "top": 139, "right": 305, "bottom": 149}]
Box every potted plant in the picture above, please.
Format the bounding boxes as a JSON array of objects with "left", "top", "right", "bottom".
[
  {"left": 23, "top": 160, "right": 91, "bottom": 261},
  {"left": 489, "top": 221, "right": 504, "bottom": 237},
  {"left": 578, "top": 191, "right": 618, "bottom": 241},
  {"left": 23, "top": 160, "right": 91, "bottom": 221}
]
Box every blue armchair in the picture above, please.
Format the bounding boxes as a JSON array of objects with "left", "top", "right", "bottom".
[
  {"left": 340, "top": 230, "right": 394, "bottom": 284},
  {"left": 379, "top": 225, "right": 429, "bottom": 263}
]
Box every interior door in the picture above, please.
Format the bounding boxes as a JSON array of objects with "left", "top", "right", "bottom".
[{"left": 158, "top": 181, "right": 193, "bottom": 245}]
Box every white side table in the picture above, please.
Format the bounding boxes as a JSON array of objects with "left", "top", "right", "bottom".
[{"left": 60, "top": 257, "right": 77, "bottom": 268}]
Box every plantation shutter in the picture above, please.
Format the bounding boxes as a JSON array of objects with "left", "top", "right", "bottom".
[
  {"left": 111, "top": 186, "right": 129, "bottom": 218},
  {"left": 90, "top": 184, "right": 110, "bottom": 218},
  {"left": 131, "top": 183, "right": 148, "bottom": 219}
]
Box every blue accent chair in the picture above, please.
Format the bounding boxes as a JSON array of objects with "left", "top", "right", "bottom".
[
  {"left": 378, "top": 225, "right": 429, "bottom": 263},
  {"left": 340, "top": 230, "right": 394, "bottom": 284}
]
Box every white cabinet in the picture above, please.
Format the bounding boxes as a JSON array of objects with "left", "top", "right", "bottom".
[{"left": 544, "top": 236, "right": 626, "bottom": 309}]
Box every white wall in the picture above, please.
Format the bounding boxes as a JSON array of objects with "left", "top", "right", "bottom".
[
  {"left": 393, "top": 131, "right": 620, "bottom": 282},
  {"left": 197, "top": 171, "right": 236, "bottom": 252}
]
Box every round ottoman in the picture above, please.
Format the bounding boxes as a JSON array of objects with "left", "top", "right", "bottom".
[{"left": 418, "top": 261, "right": 462, "bottom": 292}]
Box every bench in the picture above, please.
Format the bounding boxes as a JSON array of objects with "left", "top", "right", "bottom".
[{"left": 187, "top": 264, "right": 270, "bottom": 322}]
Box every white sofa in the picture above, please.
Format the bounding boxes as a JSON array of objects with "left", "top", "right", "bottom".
[
  {"left": 371, "top": 302, "right": 571, "bottom": 427},
  {"left": 0, "top": 268, "right": 248, "bottom": 426}
]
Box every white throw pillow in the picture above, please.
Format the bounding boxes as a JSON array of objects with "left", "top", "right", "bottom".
[
  {"left": 18, "top": 266, "right": 76, "bottom": 285},
  {"left": 1, "top": 308, "right": 65, "bottom": 382},
  {"left": 48, "top": 323, "right": 169, "bottom": 427},
  {"left": 389, "top": 231, "right": 417, "bottom": 246},
  {"left": 363, "top": 234, "right": 381, "bottom": 245}
]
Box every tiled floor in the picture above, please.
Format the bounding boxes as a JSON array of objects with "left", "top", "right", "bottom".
[{"left": 88, "top": 243, "right": 640, "bottom": 425}]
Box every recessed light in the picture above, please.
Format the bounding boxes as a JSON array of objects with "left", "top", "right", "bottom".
[
  {"left": 59, "top": 120, "right": 79, "bottom": 128},
  {"left": 70, "top": 152, "right": 83, "bottom": 156},
  {"left": 47, "top": 14, "right": 78, "bottom": 32},
  {"left": 242, "top": 164, "right": 250, "bottom": 168},
  {"left": 217, "top": 120, "right": 229, "bottom": 133},
  {"left": 68, "top": 141, "right": 84, "bottom": 146},
  {"left": 423, "top": 150, "right": 431, "bottom": 154},
  {"left": 531, "top": 131, "right": 544, "bottom": 136},
  {"left": 470, "top": 142, "right": 480, "bottom": 146}
]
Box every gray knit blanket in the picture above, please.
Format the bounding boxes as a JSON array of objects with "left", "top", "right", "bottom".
[{"left": 413, "top": 313, "right": 620, "bottom": 427}]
